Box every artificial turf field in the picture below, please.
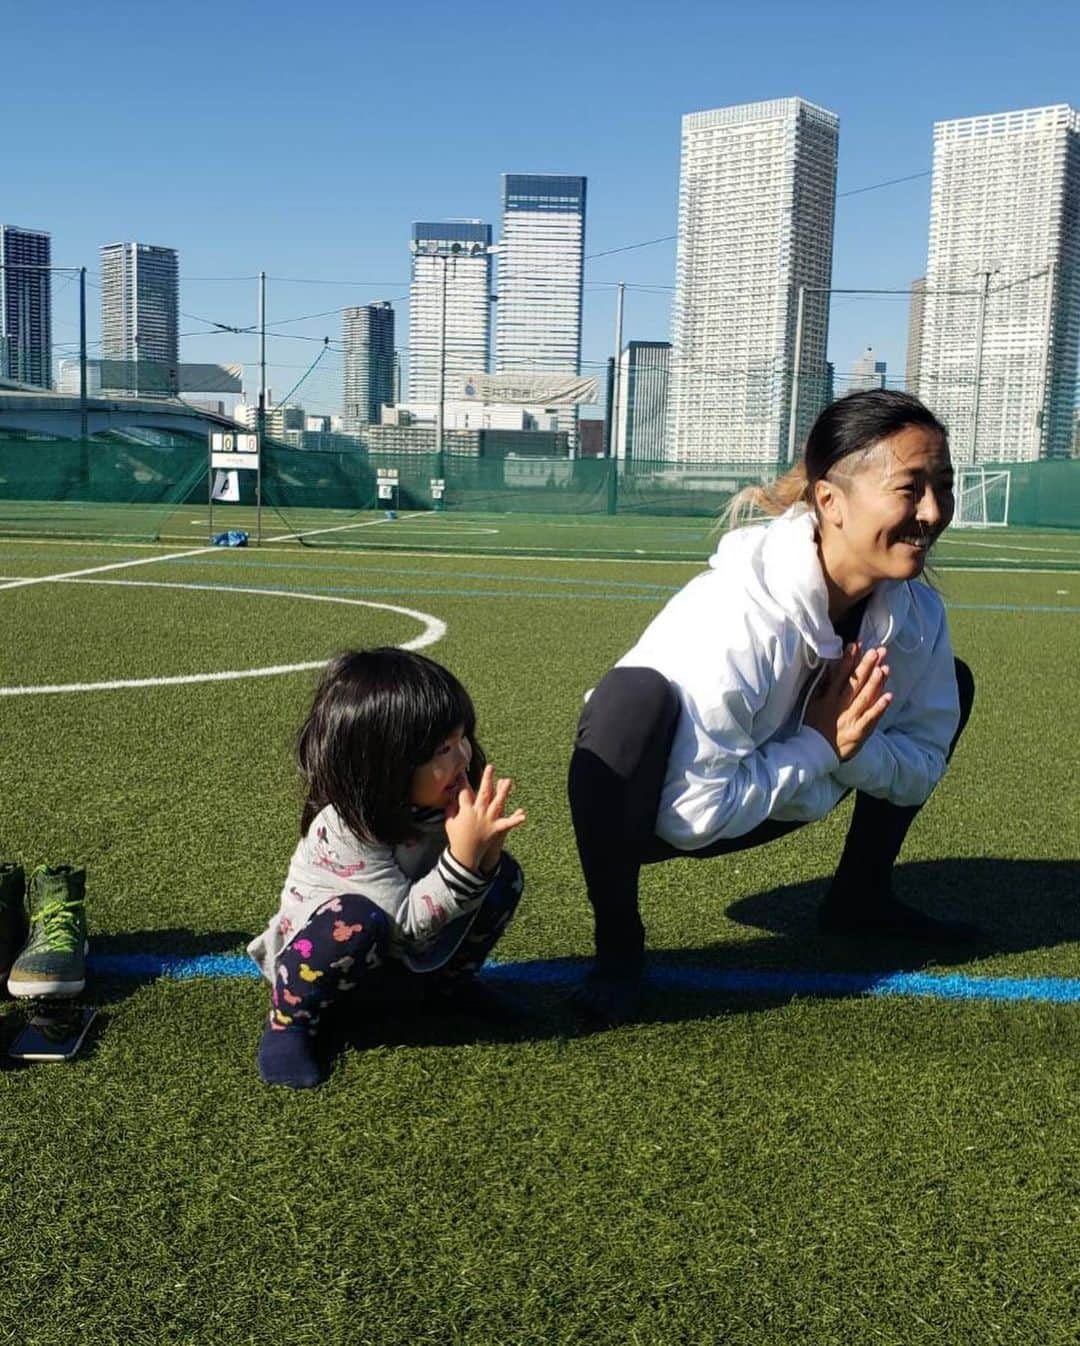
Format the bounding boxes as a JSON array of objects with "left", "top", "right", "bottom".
[{"left": 0, "top": 510, "right": 1078, "bottom": 1345}]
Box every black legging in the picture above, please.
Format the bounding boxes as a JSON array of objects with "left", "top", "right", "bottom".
[{"left": 568, "top": 659, "right": 975, "bottom": 969}]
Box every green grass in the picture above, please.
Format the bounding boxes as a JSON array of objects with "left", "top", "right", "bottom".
[
  {"left": 7, "top": 494, "right": 1080, "bottom": 565},
  {"left": 0, "top": 534, "right": 1077, "bottom": 1344}
]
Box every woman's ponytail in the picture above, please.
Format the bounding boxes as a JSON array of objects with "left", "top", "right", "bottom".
[{"left": 722, "top": 460, "right": 812, "bottom": 530}]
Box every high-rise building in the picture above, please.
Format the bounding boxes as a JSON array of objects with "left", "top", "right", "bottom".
[
  {"left": 919, "top": 105, "right": 1080, "bottom": 461},
  {"left": 408, "top": 221, "right": 491, "bottom": 404},
  {"left": 0, "top": 225, "right": 51, "bottom": 388},
  {"left": 906, "top": 278, "right": 926, "bottom": 395},
  {"left": 669, "top": 98, "right": 838, "bottom": 464},
  {"left": 614, "top": 341, "right": 671, "bottom": 461},
  {"left": 495, "top": 174, "right": 586, "bottom": 374},
  {"left": 495, "top": 174, "right": 586, "bottom": 444},
  {"left": 848, "top": 347, "right": 887, "bottom": 393},
  {"left": 342, "top": 301, "right": 395, "bottom": 431},
  {"left": 100, "top": 242, "right": 179, "bottom": 396}
]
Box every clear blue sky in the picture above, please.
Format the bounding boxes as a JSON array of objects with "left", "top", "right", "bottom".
[{"left": 5, "top": 0, "right": 1078, "bottom": 412}]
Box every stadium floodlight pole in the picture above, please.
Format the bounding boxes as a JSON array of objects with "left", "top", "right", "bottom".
[
  {"left": 786, "top": 285, "right": 807, "bottom": 464},
  {"left": 1035, "top": 261, "right": 1057, "bottom": 459},
  {"left": 436, "top": 252, "right": 448, "bottom": 484}
]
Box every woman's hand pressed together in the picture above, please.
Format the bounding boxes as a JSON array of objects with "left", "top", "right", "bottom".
[
  {"left": 445, "top": 763, "right": 527, "bottom": 874},
  {"left": 805, "top": 642, "right": 892, "bottom": 761}
]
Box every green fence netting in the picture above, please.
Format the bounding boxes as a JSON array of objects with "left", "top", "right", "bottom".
[
  {"left": 1, "top": 431, "right": 1078, "bottom": 547},
  {"left": 987, "top": 459, "right": 1080, "bottom": 530},
  {"left": 261, "top": 447, "right": 774, "bottom": 527},
  {"left": 0, "top": 430, "right": 208, "bottom": 541}
]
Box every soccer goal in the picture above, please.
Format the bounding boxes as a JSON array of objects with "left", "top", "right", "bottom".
[{"left": 953, "top": 468, "right": 1011, "bottom": 528}]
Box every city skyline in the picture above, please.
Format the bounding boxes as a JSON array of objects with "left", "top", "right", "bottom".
[{"left": 6, "top": 0, "right": 1077, "bottom": 419}]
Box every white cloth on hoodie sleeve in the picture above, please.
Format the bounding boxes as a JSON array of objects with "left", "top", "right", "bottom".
[
  {"left": 346, "top": 837, "right": 491, "bottom": 943},
  {"left": 656, "top": 636, "right": 840, "bottom": 849},
  {"left": 831, "top": 591, "right": 960, "bottom": 806}
]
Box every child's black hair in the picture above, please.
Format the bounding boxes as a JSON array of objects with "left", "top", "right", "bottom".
[{"left": 297, "top": 648, "right": 486, "bottom": 845}]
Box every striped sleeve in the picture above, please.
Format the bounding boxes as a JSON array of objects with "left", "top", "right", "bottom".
[{"left": 438, "top": 847, "right": 494, "bottom": 901}]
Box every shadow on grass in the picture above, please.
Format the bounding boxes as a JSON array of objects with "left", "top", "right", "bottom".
[
  {"left": 324, "top": 856, "right": 1080, "bottom": 1052},
  {"left": 9, "top": 857, "right": 1073, "bottom": 1064},
  {"left": 723, "top": 856, "right": 1080, "bottom": 962}
]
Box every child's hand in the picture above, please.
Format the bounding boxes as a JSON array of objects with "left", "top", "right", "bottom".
[
  {"left": 445, "top": 764, "right": 526, "bottom": 874},
  {"left": 805, "top": 643, "right": 892, "bottom": 761}
]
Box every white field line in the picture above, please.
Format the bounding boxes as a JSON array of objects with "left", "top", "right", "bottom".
[
  {"left": 0, "top": 578, "right": 446, "bottom": 696},
  {"left": 940, "top": 566, "right": 1080, "bottom": 575},
  {"left": 2, "top": 523, "right": 1079, "bottom": 574},
  {"left": 0, "top": 544, "right": 222, "bottom": 592},
  {"left": 943, "top": 538, "right": 1080, "bottom": 556},
  {"left": 0, "top": 512, "right": 426, "bottom": 594},
  {"left": 261, "top": 512, "right": 427, "bottom": 543}
]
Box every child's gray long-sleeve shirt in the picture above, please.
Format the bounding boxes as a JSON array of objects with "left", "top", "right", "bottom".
[{"left": 247, "top": 804, "right": 492, "bottom": 980}]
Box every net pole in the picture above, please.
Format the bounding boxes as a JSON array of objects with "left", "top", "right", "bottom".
[
  {"left": 786, "top": 285, "right": 805, "bottom": 464},
  {"left": 257, "top": 270, "right": 266, "bottom": 545},
  {"left": 608, "top": 282, "right": 624, "bottom": 515},
  {"left": 79, "top": 266, "right": 89, "bottom": 483},
  {"left": 970, "top": 270, "right": 993, "bottom": 461}
]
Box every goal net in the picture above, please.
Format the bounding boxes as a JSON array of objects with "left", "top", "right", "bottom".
[{"left": 953, "top": 468, "right": 1011, "bottom": 528}]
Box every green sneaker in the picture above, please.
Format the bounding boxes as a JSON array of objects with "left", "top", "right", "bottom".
[
  {"left": 8, "top": 864, "right": 87, "bottom": 998},
  {"left": 0, "top": 863, "right": 28, "bottom": 983}
]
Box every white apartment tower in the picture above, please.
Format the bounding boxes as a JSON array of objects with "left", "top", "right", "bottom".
[
  {"left": 669, "top": 99, "right": 838, "bottom": 463},
  {"left": 919, "top": 104, "right": 1080, "bottom": 462},
  {"left": 408, "top": 221, "right": 491, "bottom": 404},
  {"left": 342, "top": 301, "right": 395, "bottom": 432},
  {"left": 495, "top": 174, "right": 586, "bottom": 443},
  {"left": 495, "top": 174, "right": 586, "bottom": 373},
  {"left": 100, "top": 242, "right": 179, "bottom": 396}
]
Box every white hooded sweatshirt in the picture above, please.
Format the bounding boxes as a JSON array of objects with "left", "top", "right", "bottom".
[{"left": 616, "top": 506, "right": 961, "bottom": 851}]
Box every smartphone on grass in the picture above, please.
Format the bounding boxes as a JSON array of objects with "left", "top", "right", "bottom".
[{"left": 9, "top": 1005, "right": 98, "bottom": 1061}]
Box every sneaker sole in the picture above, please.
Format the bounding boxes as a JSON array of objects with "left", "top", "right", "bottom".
[
  {"left": 7, "top": 939, "right": 89, "bottom": 999},
  {"left": 7, "top": 976, "right": 86, "bottom": 998}
]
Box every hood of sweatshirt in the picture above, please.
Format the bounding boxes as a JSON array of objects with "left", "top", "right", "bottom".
[{"left": 707, "top": 506, "right": 917, "bottom": 662}]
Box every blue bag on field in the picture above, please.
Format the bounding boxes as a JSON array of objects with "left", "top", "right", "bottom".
[{"left": 212, "top": 530, "right": 249, "bottom": 547}]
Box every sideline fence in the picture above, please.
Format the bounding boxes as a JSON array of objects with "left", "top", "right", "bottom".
[{"left": 0, "top": 430, "right": 1078, "bottom": 547}]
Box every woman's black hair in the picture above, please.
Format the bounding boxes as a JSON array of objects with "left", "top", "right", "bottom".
[
  {"left": 804, "top": 388, "right": 949, "bottom": 486},
  {"left": 297, "top": 647, "right": 486, "bottom": 844},
  {"left": 725, "top": 388, "right": 950, "bottom": 525}
]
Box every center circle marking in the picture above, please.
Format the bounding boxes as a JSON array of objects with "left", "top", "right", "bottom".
[{"left": 0, "top": 578, "right": 446, "bottom": 696}]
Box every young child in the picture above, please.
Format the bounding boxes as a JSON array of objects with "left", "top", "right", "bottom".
[{"left": 249, "top": 647, "right": 526, "bottom": 1088}]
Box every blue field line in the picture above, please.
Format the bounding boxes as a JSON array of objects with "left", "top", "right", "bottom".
[
  {"left": 946, "top": 602, "right": 1079, "bottom": 614},
  {"left": 85, "top": 951, "right": 1080, "bottom": 1004},
  {"left": 49, "top": 573, "right": 1080, "bottom": 613},
  {"left": 168, "top": 556, "right": 689, "bottom": 593}
]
